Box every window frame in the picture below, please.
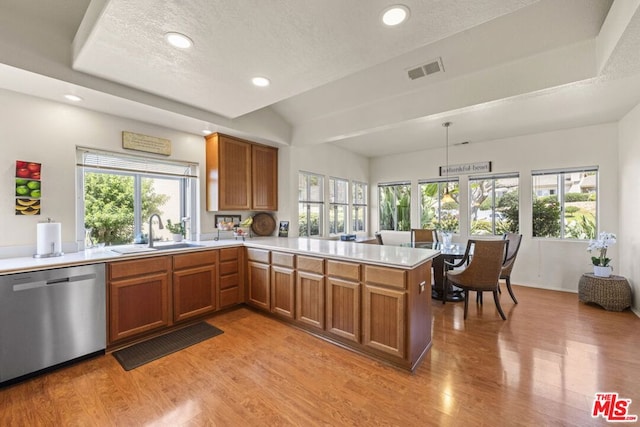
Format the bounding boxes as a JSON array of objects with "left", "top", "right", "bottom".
[
  {"left": 328, "top": 177, "right": 349, "bottom": 235},
  {"left": 76, "top": 147, "right": 198, "bottom": 246},
  {"left": 418, "top": 178, "right": 460, "bottom": 233},
  {"left": 378, "top": 182, "right": 411, "bottom": 231},
  {"left": 298, "top": 171, "right": 324, "bottom": 237},
  {"left": 468, "top": 173, "right": 520, "bottom": 236},
  {"left": 531, "top": 167, "right": 598, "bottom": 240},
  {"left": 351, "top": 180, "right": 368, "bottom": 234}
]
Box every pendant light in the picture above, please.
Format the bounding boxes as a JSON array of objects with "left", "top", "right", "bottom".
[{"left": 441, "top": 122, "right": 455, "bottom": 205}]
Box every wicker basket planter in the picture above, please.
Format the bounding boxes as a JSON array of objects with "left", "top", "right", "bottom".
[{"left": 578, "top": 273, "right": 632, "bottom": 311}]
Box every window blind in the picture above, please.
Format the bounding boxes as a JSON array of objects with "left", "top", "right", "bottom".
[{"left": 76, "top": 146, "right": 198, "bottom": 178}]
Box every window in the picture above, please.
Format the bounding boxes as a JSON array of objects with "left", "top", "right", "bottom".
[
  {"left": 418, "top": 179, "right": 460, "bottom": 233},
  {"left": 329, "top": 177, "right": 349, "bottom": 235},
  {"left": 298, "top": 172, "right": 324, "bottom": 237},
  {"left": 532, "top": 167, "right": 597, "bottom": 239},
  {"left": 469, "top": 174, "right": 519, "bottom": 236},
  {"left": 378, "top": 182, "right": 411, "bottom": 231},
  {"left": 352, "top": 181, "right": 368, "bottom": 233},
  {"left": 76, "top": 147, "right": 197, "bottom": 246}
]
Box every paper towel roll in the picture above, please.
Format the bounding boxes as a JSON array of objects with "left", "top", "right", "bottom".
[{"left": 36, "top": 222, "right": 62, "bottom": 256}]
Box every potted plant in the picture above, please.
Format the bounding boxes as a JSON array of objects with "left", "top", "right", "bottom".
[
  {"left": 587, "top": 231, "right": 616, "bottom": 277},
  {"left": 166, "top": 219, "right": 185, "bottom": 242}
]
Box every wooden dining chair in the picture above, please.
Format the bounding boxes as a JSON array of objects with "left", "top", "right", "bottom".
[
  {"left": 410, "top": 228, "right": 436, "bottom": 245},
  {"left": 500, "top": 232, "right": 522, "bottom": 304},
  {"left": 445, "top": 239, "right": 509, "bottom": 320}
]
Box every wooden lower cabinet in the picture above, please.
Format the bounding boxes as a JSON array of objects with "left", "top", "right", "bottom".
[
  {"left": 247, "top": 261, "right": 270, "bottom": 311},
  {"left": 244, "top": 247, "right": 432, "bottom": 371},
  {"left": 326, "top": 260, "right": 361, "bottom": 343},
  {"left": 172, "top": 251, "right": 217, "bottom": 323},
  {"left": 271, "top": 265, "right": 295, "bottom": 318},
  {"left": 326, "top": 277, "right": 361, "bottom": 343},
  {"left": 108, "top": 256, "right": 171, "bottom": 344},
  {"left": 296, "top": 270, "right": 325, "bottom": 330},
  {"left": 362, "top": 284, "right": 405, "bottom": 358}
]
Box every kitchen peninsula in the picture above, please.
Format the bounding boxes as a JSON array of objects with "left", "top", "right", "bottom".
[{"left": 0, "top": 238, "right": 438, "bottom": 372}]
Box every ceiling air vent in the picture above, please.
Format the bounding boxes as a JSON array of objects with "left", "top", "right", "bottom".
[{"left": 406, "top": 57, "right": 444, "bottom": 81}]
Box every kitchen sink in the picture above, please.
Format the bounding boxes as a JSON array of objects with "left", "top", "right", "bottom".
[
  {"left": 110, "top": 243, "right": 203, "bottom": 254},
  {"left": 152, "top": 243, "right": 204, "bottom": 251}
]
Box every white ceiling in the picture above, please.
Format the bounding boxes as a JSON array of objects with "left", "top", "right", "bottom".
[{"left": 1, "top": 0, "right": 640, "bottom": 157}]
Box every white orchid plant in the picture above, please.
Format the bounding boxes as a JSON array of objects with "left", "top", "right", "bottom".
[{"left": 587, "top": 231, "right": 617, "bottom": 267}]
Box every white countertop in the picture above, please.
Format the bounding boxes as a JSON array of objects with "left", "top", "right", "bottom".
[
  {"left": 244, "top": 237, "right": 438, "bottom": 269},
  {"left": 0, "top": 237, "right": 438, "bottom": 275}
]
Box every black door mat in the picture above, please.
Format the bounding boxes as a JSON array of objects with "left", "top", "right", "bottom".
[{"left": 113, "top": 322, "right": 223, "bottom": 371}]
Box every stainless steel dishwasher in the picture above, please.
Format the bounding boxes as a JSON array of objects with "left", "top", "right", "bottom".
[{"left": 0, "top": 264, "right": 106, "bottom": 383}]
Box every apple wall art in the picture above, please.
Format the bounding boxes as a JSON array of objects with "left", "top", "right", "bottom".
[{"left": 15, "top": 160, "right": 41, "bottom": 215}]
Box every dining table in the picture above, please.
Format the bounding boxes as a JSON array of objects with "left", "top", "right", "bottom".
[{"left": 402, "top": 241, "right": 469, "bottom": 303}]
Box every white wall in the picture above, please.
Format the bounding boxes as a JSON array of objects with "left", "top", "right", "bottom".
[
  {"left": 0, "top": 89, "right": 369, "bottom": 257},
  {"left": 370, "top": 123, "right": 620, "bottom": 292},
  {"left": 618, "top": 102, "right": 640, "bottom": 315},
  {"left": 0, "top": 89, "right": 206, "bottom": 256},
  {"left": 284, "top": 143, "right": 370, "bottom": 237}
]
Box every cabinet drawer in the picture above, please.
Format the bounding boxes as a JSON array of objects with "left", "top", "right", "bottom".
[
  {"left": 220, "top": 259, "right": 239, "bottom": 276},
  {"left": 109, "top": 256, "right": 170, "bottom": 280},
  {"left": 173, "top": 250, "right": 216, "bottom": 270},
  {"left": 220, "top": 273, "right": 239, "bottom": 290},
  {"left": 297, "top": 256, "right": 324, "bottom": 274},
  {"left": 327, "top": 260, "right": 360, "bottom": 281},
  {"left": 220, "top": 286, "right": 240, "bottom": 308},
  {"left": 272, "top": 251, "right": 295, "bottom": 268},
  {"left": 247, "top": 248, "right": 270, "bottom": 263},
  {"left": 364, "top": 265, "right": 406, "bottom": 289},
  {"left": 220, "top": 247, "right": 239, "bottom": 262}
]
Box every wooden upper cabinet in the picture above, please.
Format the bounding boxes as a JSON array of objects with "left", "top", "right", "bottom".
[
  {"left": 251, "top": 144, "right": 278, "bottom": 211},
  {"left": 205, "top": 133, "right": 278, "bottom": 211},
  {"left": 206, "top": 133, "right": 252, "bottom": 211}
]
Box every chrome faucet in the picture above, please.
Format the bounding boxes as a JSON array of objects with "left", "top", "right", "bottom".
[{"left": 148, "top": 213, "right": 164, "bottom": 248}]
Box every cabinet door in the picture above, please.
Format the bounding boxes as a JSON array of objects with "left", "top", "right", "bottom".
[
  {"left": 109, "top": 272, "right": 170, "bottom": 344},
  {"left": 206, "top": 133, "right": 251, "bottom": 211},
  {"left": 326, "top": 277, "right": 360, "bottom": 343},
  {"left": 296, "top": 271, "right": 324, "bottom": 330},
  {"left": 247, "top": 261, "right": 270, "bottom": 311},
  {"left": 252, "top": 144, "right": 278, "bottom": 210},
  {"left": 271, "top": 265, "right": 295, "bottom": 318},
  {"left": 173, "top": 265, "right": 216, "bottom": 323},
  {"left": 363, "top": 284, "right": 405, "bottom": 358}
]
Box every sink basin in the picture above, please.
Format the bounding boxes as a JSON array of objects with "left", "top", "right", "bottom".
[
  {"left": 151, "top": 243, "right": 204, "bottom": 251},
  {"left": 110, "top": 243, "right": 203, "bottom": 254},
  {"left": 110, "top": 246, "right": 159, "bottom": 254}
]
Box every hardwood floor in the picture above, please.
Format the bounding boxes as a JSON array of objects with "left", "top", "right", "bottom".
[{"left": 1, "top": 285, "right": 639, "bottom": 426}]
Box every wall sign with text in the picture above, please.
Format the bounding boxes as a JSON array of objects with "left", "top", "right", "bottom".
[{"left": 440, "top": 161, "right": 492, "bottom": 176}]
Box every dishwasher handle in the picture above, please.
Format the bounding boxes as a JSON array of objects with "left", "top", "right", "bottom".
[{"left": 12, "top": 273, "right": 98, "bottom": 292}]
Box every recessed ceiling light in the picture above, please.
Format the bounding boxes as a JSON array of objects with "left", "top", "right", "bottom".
[
  {"left": 64, "top": 94, "right": 83, "bottom": 102},
  {"left": 382, "top": 5, "right": 410, "bottom": 26},
  {"left": 164, "top": 32, "right": 193, "bottom": 49},
  {"left": 202, "top": 130, "right": 213, "bottom": 135},
  {"left": 251, "top": 76, "right": 270, "bottom": 87}
]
